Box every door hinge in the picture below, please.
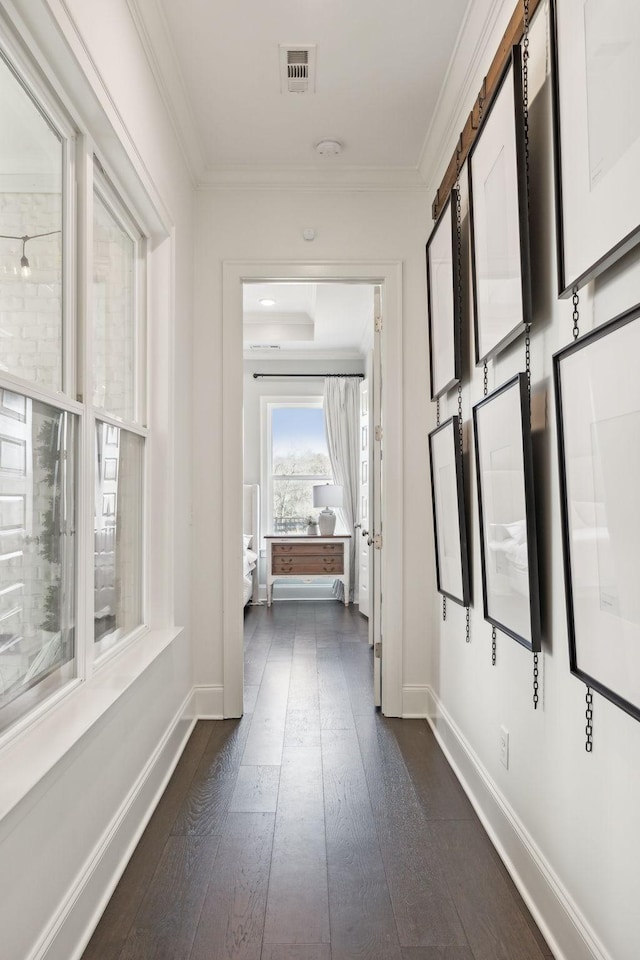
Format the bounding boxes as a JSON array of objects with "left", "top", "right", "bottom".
[
  {"left": 375, "top": 425, "right": 382, "bottom": 442},
  {"left": 374, "top": 641, "right": 382, "bottom": 658},
  {"left": 374, "top": 316, "right": 383, "bottom": 333},
  {"left": 372, "top": 534, "right": 382, "bottom": 550}
]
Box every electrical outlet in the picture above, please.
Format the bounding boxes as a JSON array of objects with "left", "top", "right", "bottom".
[{"left": 499, "top": 726, "right": 509, "bottom": 769}]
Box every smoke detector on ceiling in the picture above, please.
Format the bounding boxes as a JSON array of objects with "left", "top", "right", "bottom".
[
  {"left": 279, "top": 44, "right": 317, "bottom": 94},
  {"left": 316, "top": 139, "right": 343, "bottom": 157}
]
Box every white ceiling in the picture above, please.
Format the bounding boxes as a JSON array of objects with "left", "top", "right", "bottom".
[
  {"left": 132, "top": 0, "right": 470, "bottom": 184},
  {"left": 243, "top": 282, "right": 373, "bottom": 357}
]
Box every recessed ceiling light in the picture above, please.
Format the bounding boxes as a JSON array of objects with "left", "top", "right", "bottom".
[
  {"left": 259, "top": 297, "right": 276, "bottom": 306},
  {"left": 316, "top": 139, "right": 343, "bottom": 157}
]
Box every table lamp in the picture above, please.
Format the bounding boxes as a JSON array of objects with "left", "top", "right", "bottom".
[{"left": 312, "top": 483, "right": 343, "bottom": 536}]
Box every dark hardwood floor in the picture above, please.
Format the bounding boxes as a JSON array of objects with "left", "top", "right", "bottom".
[{"left": 82, "top": 601, "right": 553, "bottom": 960}]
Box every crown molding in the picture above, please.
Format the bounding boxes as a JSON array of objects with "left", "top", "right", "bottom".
[
  {"left": 418, "top": 0, "right": 513, "bottom": 200},
  {"left": 197, "top": 164, "right": 428, "bottom": 192},
  {"left": 126, "top": 0, "right": 205, "bottom": 185}
]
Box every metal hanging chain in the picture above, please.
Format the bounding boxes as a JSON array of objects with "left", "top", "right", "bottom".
[
  {"left": 572, "top": 287, "right": 580, "bottom": 340},
  {"left": 442, "top": 596, "right": 447, "bottom": 621},
  {"left": 533, "top": 651, "right": 539, "bottom": 709},
  {"left": 585, "top": 686, "right": 594, "bottom": 752},
  {"left": 483, "top": 361, "right": 488, "bottom": 397},
  {"left": 436, "top": 396, "right": 440, "bottom": 427},
  {"left": 465, "top": 605, "right": 470, "bottom": 643},
  {"left": 491, "top": 626, "right": 497, "bottom": 666},
  {"left": 522, "top": 0, "right": 531, "bottom": 204}
]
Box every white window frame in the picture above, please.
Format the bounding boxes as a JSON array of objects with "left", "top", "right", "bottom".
[
  {"left": 90, "top": 164, "right": 149, "bottom": 665},
  {"left": 260, "top": 396, "right": 332, "bottom": 540},
  {"left": 0, "top": 27, "right": 152, "bottom": 738}
]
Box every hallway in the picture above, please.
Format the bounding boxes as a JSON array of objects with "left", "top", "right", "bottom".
[{"left": 82, "top": 602, "right": 552, "bottom": 960}]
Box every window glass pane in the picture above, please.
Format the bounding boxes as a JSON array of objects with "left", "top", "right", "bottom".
[
  {"left": 272, "top": 406, "right": 331, "bottom": 476},
  {"left": 94, "top": 422, "right": 143, "bottom": 647},
  {"left": 0, "top": 55, "right": 63, "bottom": 391},
  {"left": 270, "top": 404, "right": 332, "bottom": 532},
  {"left": 0, "top": 391, "right": 76, "bottom": 728},
  {"left": 93, "top": 192, "right": 136, "bottom": 420}
]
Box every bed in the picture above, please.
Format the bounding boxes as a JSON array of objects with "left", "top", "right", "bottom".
[{"left": 243, "top": 484, "right": 260, "bottom": 605}]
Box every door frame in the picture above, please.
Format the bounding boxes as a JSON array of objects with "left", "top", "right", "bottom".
[{"left": 222, "top": 260, "right": 403, "bottom": 717}]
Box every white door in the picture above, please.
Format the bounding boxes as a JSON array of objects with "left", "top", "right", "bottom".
[
  {"left": 372, "top": 285, "right": 383, "bottom": 707},
  {"left": 358, "top": 378, "right": 371, "bottom": 619}
]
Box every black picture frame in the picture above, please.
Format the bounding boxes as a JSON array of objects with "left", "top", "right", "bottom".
[
  {"left": 428, "top": 415, "right": 470, "bottom": 606},
  {"left": 426, "top": 188, "right": 461, "bottom": 400},
  {"left": 553, "top": 303, "right": 640, "bottom": 721},
  {"left": 468, "top": 45, "right": 532, "bottom": 366},
  {"left": 550, "top": 0, "right": 640, "bottom": 297},
  {"left": 473, "top": 373, "right": 541, "bottom": 651}
]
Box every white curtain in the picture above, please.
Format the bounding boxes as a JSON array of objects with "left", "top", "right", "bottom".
[{"left": 323, "top": 377, "right": 360, "bottom": 602}]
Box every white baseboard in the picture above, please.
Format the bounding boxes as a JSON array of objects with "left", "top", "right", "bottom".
[
  {"left": 402, "top": 683, "right": 429, "bottom": 717},
  {"left": 192, "top": 684, "right": 224, "bottom": 719},
  {"left": 426, "top": 686, "right": 612, "bottom": 960},
  {"left": 32, "top": 690, "right": 197, "bottom": 960}
]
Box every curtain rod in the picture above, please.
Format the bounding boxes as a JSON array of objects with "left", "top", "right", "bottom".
[{"left": 252, "top": 373, "right": 364, "bottom": 380}]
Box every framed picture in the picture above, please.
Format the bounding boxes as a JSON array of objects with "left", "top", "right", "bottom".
[
  {"left": 473, "top": 373, "right": 541, "bottom": 650},
  {"left": 426, "top": 188, "right": 461, "bottom": 399},
  {"left": 428, "top": 416, "right": 470, "bottom": 606},
  {"left": 468, "top": 45, "right": 532, "bottom": 365},
  {"left": 551, "top": 0, "right": 640, "bottom": 295},
  {"left": 554, "top": 303, "right": 640, "bottom": 720}
]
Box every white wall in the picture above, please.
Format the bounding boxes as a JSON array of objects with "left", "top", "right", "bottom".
[
  {"left": 193, "top": 188, "right": 433, "bottom": 705},
  {"left": 0, "top": 2, "right": 195, "bottom": 958},
  {"left": 423, "top": 4, "right": 640, "bottom": 960}
]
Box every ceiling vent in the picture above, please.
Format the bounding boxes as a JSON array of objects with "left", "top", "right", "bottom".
[{"left": 279, "top": 45, "right": 317, "bottom": 94}]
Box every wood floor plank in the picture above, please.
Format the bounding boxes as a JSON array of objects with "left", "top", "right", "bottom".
[
  {"left": 190, "top": 812, "right": 275, "bottom": 960},
  {"left": 261, "top": 946, "right": 331, "bottom": 960},
  {"left": 117, "top": 836, "right": 218, "bottom": 960},
  {"left": 432, "top": 819, "right": 547, "bottom": 960},
  {"left": 263, "top": 745, "right": 329, "bottom": 945},
  {"left": 390, "top": 719, "right": 475, "bottom": 821},
  {"left": 355, "top": 715, "right": 468, "bottom": 949},
  {"left": 229, "top": 765, "right": 281, "bottom": 813},
  {"left": 263, "top": 816, "right": 330, "bottom": 945},
  {"left": 171, "top": 720, "right": 251, "bottom": 837},
  {"left": 322, "top": 727, "right": 402, "bottom": 960},
  {"left": 400, "top": 949, "right": 475, "bottom": 959}
]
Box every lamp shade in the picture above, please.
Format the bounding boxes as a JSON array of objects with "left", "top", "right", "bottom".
[{"left": 312, "top": 483, "right": 343, "bottom": 508}]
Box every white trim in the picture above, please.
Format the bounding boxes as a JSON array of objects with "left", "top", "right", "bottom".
[
  {"left": 402, "top": 684, "right": 430, "bottom": 718},
  {"left": 223, "top": 261, "right": 404, "bottom": 719},
  {"left": 192, "top": 684, "right": 225, "bottom": 720},
  {"left": 26, "top": 690, "right": 197, "bottom": 960},
  {"left": 426, "top": 686, "right": 613, "bottom": 960}
]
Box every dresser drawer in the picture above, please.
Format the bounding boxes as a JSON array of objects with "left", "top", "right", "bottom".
[
  {"left": 272, "top": 557, "right": 344, "bottom": 575},
  {"left": 272, "top": 541, "right": 343, "bottom": 557}
]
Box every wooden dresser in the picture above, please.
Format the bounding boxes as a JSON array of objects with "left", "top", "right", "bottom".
[{"left": 265, "top": 535, "right": 351, "bottom": 607}]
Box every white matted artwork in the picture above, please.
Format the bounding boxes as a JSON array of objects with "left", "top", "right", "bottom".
[
  {"left": 426, "top": 189, "right": 461, "bottom": 399},
  {"left": 473, "top": 373, "right": 540, "bottom": 650},
  {"left": 468, "top": 45, "right": 531, "bottom": 364},
  {"left": 552, "top": 0, "right": 640, "bottom": 293},
  {"left": 428, "top": 416, "right": 470, "bottom": 605},
  {"left": 554, "top": 304, "right": 640, "bottom": 721}
]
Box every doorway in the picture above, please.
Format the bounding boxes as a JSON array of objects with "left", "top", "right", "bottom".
[{"left": 222, "top": 261, "right": 404, "bottom": 718}]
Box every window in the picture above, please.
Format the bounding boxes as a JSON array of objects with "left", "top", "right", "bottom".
[
  {"left": 266, "top": 401, "right": 332, "bottom": 534},
  {"left": 92, "top": 172, "right": 146, "bottom": 656},
  {"left": 0, "top": 42, "right": 148, "bottom": 732}
]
